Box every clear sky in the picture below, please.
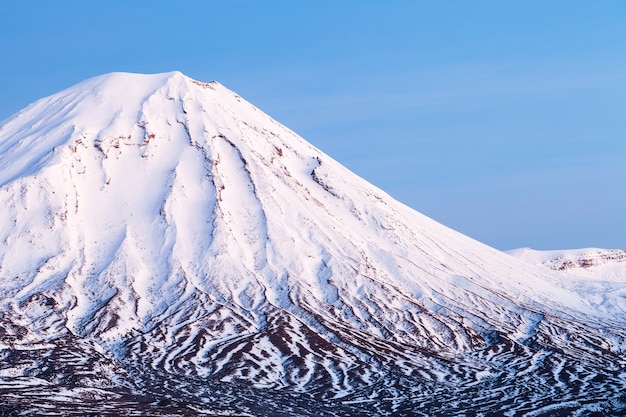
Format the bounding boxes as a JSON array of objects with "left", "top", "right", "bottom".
[{"left": 1, "top": 1, "right": 625, "bottom": 250}]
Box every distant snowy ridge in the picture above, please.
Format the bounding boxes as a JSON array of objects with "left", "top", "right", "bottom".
[
  {"left": 1, "top": 72, "right": 626, "bottom": 416},
  {"left": 508, "top": 247, "right": 626, "bottom": 282}
]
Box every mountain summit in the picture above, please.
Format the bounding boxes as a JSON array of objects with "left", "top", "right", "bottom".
[{"left": 1, "top": 72, "right": 625, "bottom": 416}]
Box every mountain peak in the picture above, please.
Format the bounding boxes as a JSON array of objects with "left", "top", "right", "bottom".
[
  {"left": 60, "top": 70, "right": 216, "bottom": 99},
  {"left": 0, "top": 72, "right": 235, "bottom": 186}
]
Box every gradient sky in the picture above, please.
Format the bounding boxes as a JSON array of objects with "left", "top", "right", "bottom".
[{"left": 1, "top": 1, "right": 625, "bottom": 250}]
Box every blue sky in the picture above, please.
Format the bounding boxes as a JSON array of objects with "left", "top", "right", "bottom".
[{"left": 1, "top": 1, "right": 625, "bottom": 250}]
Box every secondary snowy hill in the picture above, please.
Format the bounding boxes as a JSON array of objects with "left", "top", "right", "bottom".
[
  {"left": 508, "top": 247, "right": 626, "bottom": 282},
  {"left": 1, "top": 72, "right": 625, "bottom": 416}
]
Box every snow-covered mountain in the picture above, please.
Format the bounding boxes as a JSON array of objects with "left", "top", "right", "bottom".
[
  {"left": 508, "top": 247, "right": 626, "bottom": 282},
  {"left": 1, "top": 72, "right": 625, "bottom": 416}
]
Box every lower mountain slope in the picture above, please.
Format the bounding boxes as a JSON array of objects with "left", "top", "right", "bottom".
[{"left": 0, "top": 72, "right": 625, "bottom": 416}]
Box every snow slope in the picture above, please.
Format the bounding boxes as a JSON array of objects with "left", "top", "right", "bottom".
[{"left": 1, "top": 72, "right": 625, "bottom": 416}]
